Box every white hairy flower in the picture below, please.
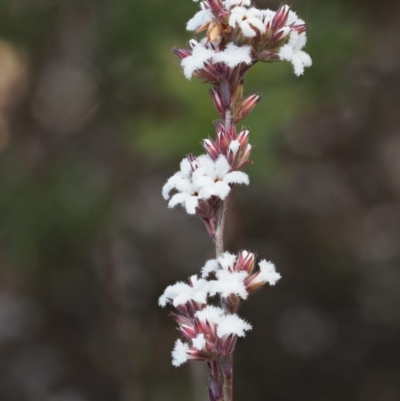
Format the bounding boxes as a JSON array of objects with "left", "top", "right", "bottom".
[
  {"left": 158, "top": 275, "right": 209, "bottom": 307},
  {"left": 212, "top": 43, "right": 252, "bottom": 68},
  {"left": 162, "top": 154, "right": 249, "bottom": 215},
  {"left": 216, "top": 314, "right": 252, "bottom": 338},
  {"left": 172, "top": 339, "right": 189, "bottom": 367},
  {"left": 195, "top": 305, "right": 225, "bottom": 324},
  {"left": 279, "top": 30, "right": 312, "bottom": 76},
  {"left": 256, "top": 260, "right": 281, "bottom": 285},
  {"left": 228, "top": 7, "right": 265, "bottom": 38},
  {"left": 181, "top": 41, "right": 215, "bottom": 79},
  {"left": 192, "top": 333, "right": 206, "bottom": 350},
  {"left": 217, "top": 251, "right": 237, "bottom": 270},
  {"left": 187, "top": 8, "right": 214, "bottom": 31},
  {"left": 201, "top": 259, "right": 219, "bottom": 277},
  {"left": 181, "top": 42, "right": 252, "bottom": 79},
  {"left": 209, "top": 269, "right": 249, "bottom": 299}
]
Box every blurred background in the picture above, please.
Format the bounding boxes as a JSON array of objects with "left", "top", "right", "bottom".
[{"left": 0, "top": 0, "right": 400, "bottom": 400}]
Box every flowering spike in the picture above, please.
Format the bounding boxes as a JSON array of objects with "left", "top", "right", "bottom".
[{"left": 161, "top": 2, "right": 310, "bottom": 398}]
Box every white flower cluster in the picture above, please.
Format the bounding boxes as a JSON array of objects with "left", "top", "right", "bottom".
[
  {"left": 182, "top": 41, "right": 252, "bottom": 80},
  {"left": 279, "top": 30, "right": 312, "bottom": 76},
  {"left": 159, "top": 252, "right": 280, "bottom": 308},
  {"left": 162, "top": 154, "right": 249, "bottom": 215},
  {"left": 202, "top": 251, "right": 281, "bottom": 294},
  {"left": 172, "top": 305, "right": 252, "bottom": 366},
  {"left": 185, "top": 0, "right": 312, "bottom": 76},
  {"left": 158, "top": 275, "right": 209, "bottom": 307}
]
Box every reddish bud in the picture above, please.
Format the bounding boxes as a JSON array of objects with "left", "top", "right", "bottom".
[
  {"left": 272, "top": 5, "right": 290, "bottom": 30},
  {"left": 209, "top": 88, "right": 225, "bottom": 116},
  {"left": 264, "top": 19, "right": 273, "bottom": 39},
  {"left": 217, "top": 130, "right": 230, "bottom": 155},
  {"left": 257, "top": 50, "right": 280, "bottom": 62},
  {"left": 241, "top": 94, "right": 261, "bottom": 114},
  {"left": 272, "top": 26, "right": 291, "bottom": 43},
  {"left": 237, "top": 129, "right": 250, "bottom": 147},
  {"left": 203, "top": 138, "right": 219, "bottom": 160},
  {"left": 244, "top": 271, "right": 265, "bottom": 295},
  {"left": 235, "top": 250, "right": 256, "bottom": 274},
  {"left": 172, "top": 47, "right": 191, "bottom": 60},
  {"left": 234, "top": 94, "right": 261, "bottom": 123},
  {"left": 207, "top": 0, "right": 224, "bottom": 15},
  {"left": 291, "top": 23, "right": 310, "bottom": 34}
]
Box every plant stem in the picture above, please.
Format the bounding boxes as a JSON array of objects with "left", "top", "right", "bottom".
[
  {"left": 213, "top": 108, "right": 234, "bottom": 401},
  {"left": 214, "top": 108, "right": 232, "bottom": 258},
  {"left": 220, "top": 356, "right": 233, "bottom": 401},
  {"left": 215, "top": 197, "right": 229, "bottom": 257}
]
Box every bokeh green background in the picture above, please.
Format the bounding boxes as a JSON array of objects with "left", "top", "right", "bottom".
[{"left": 0, "top": 0, "right": 400, "bottom": 400}]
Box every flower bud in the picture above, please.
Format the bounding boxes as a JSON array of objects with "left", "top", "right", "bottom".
[
  {"left": 203, "top": 138, "right": 219, "bottom": 160},
  {"left": 235, "top": 250, "right": 256, "bottom": 274},
  {"left": 272, "top": 5, "right": 290, "bottom": 30},
  {"left": 272, "top": 26, "right": 291, "bottom": 43},
  {"left": 234, "top": 94, "right": 261, "bottom": 123},
  {"left": 292, "top": 23, "right": 310, "bottom": 34},
  {"left": 257, "top": 50, "right": 280, "bottom": 63},
  {"left": 172, "top": 47, "right": 191, "bottom": 60},
  {"left": 210, "top": 88, "right": 226, "bottom": 117}
]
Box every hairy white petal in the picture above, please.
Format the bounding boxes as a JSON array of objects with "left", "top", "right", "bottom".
[
  {"left": 229, "top": 140, "right": 240, "bottom": 155},
  {"left": 298, "top": 50, "right": 312, "bottom": 67},
  {"left": 223, "top": 171, "right": 249, "bottom": 185},
  {"left": 209, "top": 270, "right": 249, "bottom": 299},
  {"left": 193, "top": 175, "right": 215, "bottom": 189},
  {"left": 175, "top": 178, "right": 193, "bottom": 194},
  {"left": 214, "top": 181, "right": 231, "bottom": 200},
  {"left": 196, "top": 305, "right": 225, "bottom": 324},
  {"left": 185, "top": 196, "right": 199, "bottom": 214},
  {"left": 215, "top": 155, "right": 231, "bottom": 177},
  {"left": 172, "top": 340, "right": 189, "bottom": 367},
  {"left": 218, "top": 252, "right": 237, "bottom": 270},
  {"left": 287, "top": 10, "right": 299, "bottom": 25},
  {"left": 187, "top": 9, "right": 214, "bottom": 31},
  {"left": 180, "top": 158, "right": 192, "bottom": 176},
  {"left": 257, "top": 260, "right": 281, "bottom": 285},
  {"left": 217, "top": 314, "right": 252, "bottom": 338},
  {"left": 198, "top": 185, "right": 218, "bottom": 200},
  {"left": 181, "top": 44, "right": 215, "bottom": 79},
  {"left": 201, "top": 259, "right": 219, "bottom": 277},
  {"left": 246, "top": 16, "right": 266, "bottom": 34},
  {"left": 279, "top": 44, "right": 294, "bottom": 62},
  {"left": 192, "top": 334, "right": 206, "bottom": 351},
  {"left": 159, "top": 281, "right": 190, "bottom": 307},
  {"left": 240, "top": 20, "right": 257, "bottom": 37},
  {"left": 212, "top": 44, "right": 252, "bottom": 68},
  {"left": 162, "top": 174, "right": 182, "bottom": 200},
  {"left": 168, "top": 192, "right": 191, "bottom": 209}
]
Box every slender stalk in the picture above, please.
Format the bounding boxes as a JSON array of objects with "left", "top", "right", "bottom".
[
  {"left": 215, "top": 197, "right": 229, "bottom": 257},
  {"left": 214, "top": 108, "right": 234, "bottom": 401},
  {"left": 220, "top": 356, "right": 233, "bottom": 401},
  {"left": 214, "top": 108, "right": 232, "bottom": 258}
]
